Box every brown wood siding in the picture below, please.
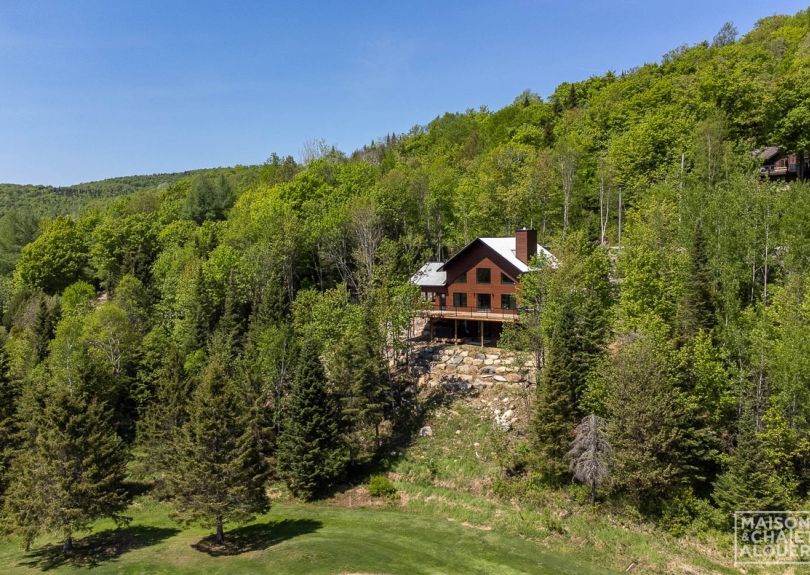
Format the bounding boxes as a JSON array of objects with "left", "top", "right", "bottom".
[{"left": 433, "top": 244, "right": 521, "bottom": 313}]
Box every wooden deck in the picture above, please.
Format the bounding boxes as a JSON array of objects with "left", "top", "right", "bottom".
[{"left": 419, "top": 308, "right": 520, "bottom": 323}]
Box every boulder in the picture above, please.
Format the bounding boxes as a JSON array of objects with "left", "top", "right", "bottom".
[
  {"left": 494, "top": 375, "right": 507, "bottom": 382},
  {"left": 506, "top": 373, "right": 522, "bottom": 383},
  {"left": 447, "top": 355, "right": 463, "bottom": 365},
  {"left": 419, "top": 425, "right": 433, "bottom": 437}
]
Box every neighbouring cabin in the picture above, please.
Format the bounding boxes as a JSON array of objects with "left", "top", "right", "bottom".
[
  {"left": 756, "top": 146, "right": 809, "bottom": 181},
  {"left": 410, "top": 229, "right": 556, "bottom": 346}
]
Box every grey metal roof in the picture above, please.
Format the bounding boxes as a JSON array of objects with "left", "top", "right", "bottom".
[
  {"left": 754, "top": 146, "right": 781, "bottom": 161},
  {"left": 410, "top": 262, "right": 446, "bottom": 287}
]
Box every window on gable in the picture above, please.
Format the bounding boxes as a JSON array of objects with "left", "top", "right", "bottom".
[
  {"left": 501, "top": 272, "right": 514, "bottom": 284},
  {"left": 476, "top": 268, "right": 491, "bottom": 284}
]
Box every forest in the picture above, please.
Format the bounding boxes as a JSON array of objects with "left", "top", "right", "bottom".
[{"left": 1, "top": 9, "right": 810, "bottom": 555}]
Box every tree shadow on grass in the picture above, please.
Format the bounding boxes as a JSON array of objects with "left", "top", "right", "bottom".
[
  {"left": 20, "top": 525, "right": 180, "bottom": 571},
  {"left": 191, "top": 518, "right": 322, "bottom": 557}
]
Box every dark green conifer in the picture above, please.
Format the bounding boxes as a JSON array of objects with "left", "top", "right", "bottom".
[
  {"left": 166, "top": 356, "right": 268, "bottom": 544},
  {"left": 713, "top": 416, "right": 796, "bottom": 519},
  {"left": 3, "top": 378, "right": 129, "bottom": 551},
  {"left": 135, "top": 343, "right": 194, "bottom": 489},
  {"left": 0, "top": 342, "right": 19, "bottom": 508},
  {"left": 534, "top": 303, "right": 581, "bottom": 480},
  {"left": 278, "top": 338, "right": 348, "bottom": 500}
]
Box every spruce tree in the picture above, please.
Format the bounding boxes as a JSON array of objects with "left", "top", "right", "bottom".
[
  {"left": 2, "top": 379, "right": 129, "bottom": 551},
  {"left": 135, "top": 344, "right": 194, "bottom": 488},
  {"left": 0, "top": 343, "right": 19, "bottom": 508},
  {"left": 166, "top": 356, "right": 268, "bottom": 544},
  {"left": 534, "top": 303, "right": 581, "bottom": 480},
  {"left": 532, "top": 245, "right": 612, "bottom": 482},
  {"left": 604, "top": 328, "right": 714, "bottom": 512},
  {"left": 713, "top": 416, "right": 796, "bottom": 519},
  {"left": 278, "top": 338, "right": 348, "bottom": 500},
  {"left": 330, "top": 310, "right": 387, "bottom": 463}
]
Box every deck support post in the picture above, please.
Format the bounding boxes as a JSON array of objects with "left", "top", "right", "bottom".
[
  {"left": 480, "top": 320, "right": 484, "bottom": 347},
  {"left": 454, "top": 319, "right": 458, "bottom": 341},
  {"left": 429, "top": 318, "right": 434, "bottom": 341}
]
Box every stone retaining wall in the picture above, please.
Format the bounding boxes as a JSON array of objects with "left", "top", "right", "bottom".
[{"left": 413, "top": 344, "right": 536, "bottom": 389}]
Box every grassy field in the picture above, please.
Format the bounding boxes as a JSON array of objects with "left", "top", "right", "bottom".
[{"left": 0, "top": 498, "right": 614, "bottom": 575}]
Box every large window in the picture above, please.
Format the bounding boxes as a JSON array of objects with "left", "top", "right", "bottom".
[
  {"left": 501, "top": 294, "right": 516, "bottom": 310},
  {"left": 476, "top": 293, "right": 491, "bottom": 310},
  {"left": 500, "top": 272, "right": 515, "bottom": 285},
  {"left": 453, "top": 272, "right": 467, "bottom": 284},
  {"left": 453, "top": 293, "right": 467, "bottom": 308},
  {"left": 476, "top": 268, "right": 491, "bottom": 284}
]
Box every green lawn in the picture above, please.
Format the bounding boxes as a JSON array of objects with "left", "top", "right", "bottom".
[{"left": 0, "top": 499, "right": 617, "bottom": 575}]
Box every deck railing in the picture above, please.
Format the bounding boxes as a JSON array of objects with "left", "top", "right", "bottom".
[{"left": 420, "top": 304, "right": 520, "bottom": 321}]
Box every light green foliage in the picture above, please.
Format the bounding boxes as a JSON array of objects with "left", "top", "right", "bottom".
[
  {"left": 367, "top": 474, "right": 398, "bottom": 498},
  {"left": 89, "top": 213, "right": 158, "bottom": 290},
  {"left": 14, "top": 217, "right": 88, "bottom": 294},
  {"left": 60, "top": 280, "right": 96, "bottom": 317},
  {"left": 618, "top": 195, "right": 689, "bottom": 330}
]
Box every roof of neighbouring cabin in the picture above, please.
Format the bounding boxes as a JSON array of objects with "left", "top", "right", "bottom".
[{"left": 755, "top": 146, "right": 781, "bottom": 161}]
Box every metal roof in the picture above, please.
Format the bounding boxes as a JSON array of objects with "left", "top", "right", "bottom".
[
  {"left": 754, "top": 146, "right": 781, "bottom": 161},
  {"left": 410, "top": 262, "right": 446, "bottom": 287},
  {"left": 478, "top": 237, "right": 558, "bottom": 272},
  {"left": 409, "top": 237, "right": 557, "bottom": 287}
]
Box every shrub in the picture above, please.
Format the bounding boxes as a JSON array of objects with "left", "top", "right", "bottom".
[{"left": 368, "top": 474, "right": 398, "bottom": 498}]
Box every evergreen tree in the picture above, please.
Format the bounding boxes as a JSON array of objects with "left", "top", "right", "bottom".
[
  {"left": 166, "top": 356, "right": 268, "bottom": 544},
  {"left": 278, "top": 338, "right": 348, "bottom": 500},
  {"left": 533, "top": 246, "right": 611, "bottom": 481},
  {"left": 604, "top": 327, "right": 715, "bottom": 512},
  {"left": 677, "top": 224, "right": 716, "bottom": 341},
  {"left": 0, "top": 342, "right": 19, "bottom": 507},
  {"left": 33, "top": 297, "right": 57, "bottom": 362},
  {"left": 135, "top": 343, "right": 194, "bottom": 488},
  {"left": 330, "top": 308, "right": 387, "bottom": 463},
  {"left": 534, "top": 302, "right": 580, "bottom": 480},
  {"left": 713, "top": 415, "right": 797, "bottom": 520},
  {"left": 2, "top": 379, "right": 129, "bottom": 551}
]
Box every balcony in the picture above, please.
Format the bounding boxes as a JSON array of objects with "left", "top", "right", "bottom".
[{"left": 419, "top": 304, "right": 520, "bottom": 322}]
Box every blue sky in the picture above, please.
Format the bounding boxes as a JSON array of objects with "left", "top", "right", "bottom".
[{"left": 0, "top": 1, "right": 806, "bottom": 185}]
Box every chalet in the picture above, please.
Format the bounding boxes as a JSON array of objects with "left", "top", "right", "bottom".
[
  {"left": 756, "top": 146, "right": 809, "bottom": 181},
  {"left": 410, "top": 229, "right": 556, "bottom": 346}
]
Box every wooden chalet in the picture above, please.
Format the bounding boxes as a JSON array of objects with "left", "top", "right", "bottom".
[
  {"left": 410, "top": 229, "right": 556, "bottom": 346},
  {"left": 756, "top": 146, "right": 809, "bottom": 181}
]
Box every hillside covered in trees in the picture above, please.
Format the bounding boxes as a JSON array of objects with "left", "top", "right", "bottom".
[{"left": 1, "top": 8, "right": 810, "bottom": 565}]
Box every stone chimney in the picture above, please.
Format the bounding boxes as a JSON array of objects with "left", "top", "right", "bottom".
[{"left": 516, "top": 228, "right": 537, "bottom": 264}]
